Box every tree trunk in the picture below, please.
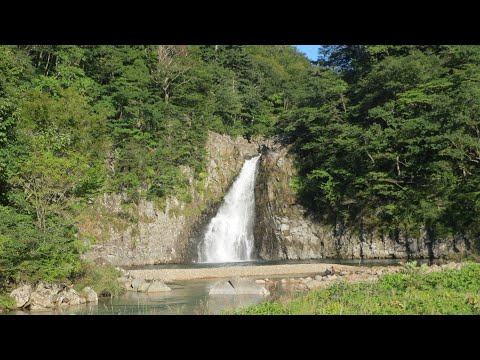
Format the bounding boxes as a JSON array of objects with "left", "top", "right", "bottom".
[
  {"left": 426, "top": 226, "right": 435, "bottom": 265},
  {"left": 45, "top": 52, "right": 51, "bottom": 76},
  {"left": 340, "top": 94, "right": 347, "bottom": 113}
]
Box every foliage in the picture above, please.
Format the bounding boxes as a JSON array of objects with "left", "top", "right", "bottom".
[
  {"left": 73, "top": 263, "right": 124, "bottom": 298},
  {"left": 282, "top": 46, "right": 480, "bottom": 245},
  {"left": 0, "top": 293, "right": 15, "bottom": 310},
  {"left": 232, "top": 262, "right": 480, "bottom": 315},
  {"left": 0, "top": 206, "right": 82, "bottom": 285}
]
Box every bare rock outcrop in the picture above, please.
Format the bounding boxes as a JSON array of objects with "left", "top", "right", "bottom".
[
  {"left": 9, "top": 282, "right": 98, "bottom": 311},
  {"left": 81, "top": 132, "right": 259, "bottom": 266}
]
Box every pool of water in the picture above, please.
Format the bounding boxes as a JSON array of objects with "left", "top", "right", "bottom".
[{"left": 6, "top": 277, "right": 267, "bottom": 315}]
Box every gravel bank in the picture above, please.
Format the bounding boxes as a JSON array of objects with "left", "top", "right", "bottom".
[{"left": 128, "top": 263, "right": 367, "bottom": 281}]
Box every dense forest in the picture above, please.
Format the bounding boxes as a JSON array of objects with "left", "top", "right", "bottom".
[
  {"left": 286, "top": 46, "right": 480, "bottom": 249},
  {"left": 1, "top": 45, "right": 480, "bottom": 290}
]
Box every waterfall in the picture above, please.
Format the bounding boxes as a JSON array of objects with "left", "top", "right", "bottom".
[{"left": 198, "top": 155, "right": 261, "bottom": 263}]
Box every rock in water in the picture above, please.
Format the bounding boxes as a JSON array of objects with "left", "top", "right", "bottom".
[
  {"left": 146, "top": 280, "right": 171, "bottom": 293},
  {"left": 209, "top": 278, "right": 270, "bottom": 295},
  {"left": 231, "top": 279, "right": 270, "bottom": 295},
  {"left": 82, "top": 287, "right": 99, "bottom": 303},
  {"left": 29, "top": 283, "right": 61, "bottom": 310},
  {"left": 10, "top": 285, "right": 32, "bottom": 308},
  {"left": 138, "top": 282, "right": 151, "bottom": 293},
  {"left": 131, "top": 278, "right": 146, "bottom": 291},
  {"left": 61, "top": 288, "right": 86, "bottom": 306},
  {"left": 209, "top": 280, "right": 236, "bottom": 295}
]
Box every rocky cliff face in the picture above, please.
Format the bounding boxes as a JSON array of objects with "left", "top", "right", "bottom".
[
  {"left": 254, "top": 139, "right": 471, "bottom": 260},
  {"left": 80, "top": 132, "right": 259, "bottom": 266}
]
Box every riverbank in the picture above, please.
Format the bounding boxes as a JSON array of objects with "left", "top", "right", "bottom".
[
  {"left": 127, "top": 262, "right": 393, "bottom": 281},
  {"left": 231, "top": 262, "right": 480, "bottom": 315}
]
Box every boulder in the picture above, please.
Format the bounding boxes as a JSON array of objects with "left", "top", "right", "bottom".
[
  {"left": 306, "top": 280, "right": 324, "bottom": 289},
  {"left": 10, "top": 285, "right": 32, "bottom": 308},
  {"left": 255, "top": 279, "right": 266, "bottom": 284},
  {"left": 38, "top": 282, "right": 62, "bottom": 294},
  {"left": 29, "top": 283, "right": 61, "bottom": 310},
  {"left": 64, "top": 289, "right": 87, "bottom": 305},
  {"left": 209, "top": 279, "right": 270, "bottom": 295},
  {"left": 209, "top": 280, "right": 236, "bottom": 295},
  {"left": 231, "top": 279, "right": 270, "bottom": 295},
  {"left": 138, "top": 282, "right": 151, "bottom": 292},
  {"left": 146, "top": 280, "right": 171, "bottom": 293},
  {"left": 131, "top": 278, "right": 146, "bottom": 291},
  {"left": 82, "top": 287, "right": 99, "bottom": 303},
  {"left": 447, "top": 262, "right": 457, "bottom": 269},
  {"left": 314, "top": 275, "right": 322, "bottom": 281},
  {"left": 293, "top": 283, "right": 309, "bottom": 291},
  {"left": 319, "top": 269, "right": 332, "bottom": 277},
  {"left": 55, "top": 295, "right": 67, "bottom": 307},
  {"left": 61, "top": 288, "right": 86, "bottom": 306},
  {"left": 303, "top": 277, "right": 313, "bottom": 283}
]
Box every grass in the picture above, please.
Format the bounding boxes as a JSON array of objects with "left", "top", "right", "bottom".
[
  {"left": 0, "top": 293, "right": 16, "bottom": 311},
  {"left": 73, "top": 263, "right": 125, "bottom": 298},
  {"left": 231, "top": 262, "right": 480, "bottom": 315}
]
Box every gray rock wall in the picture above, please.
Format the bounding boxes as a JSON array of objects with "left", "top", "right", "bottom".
[{"left": 81, "top": 132, "right": 259, "bottom": 266}]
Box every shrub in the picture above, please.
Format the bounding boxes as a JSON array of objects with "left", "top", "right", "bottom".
[
  {"left": 0, "top": 294, "right": 15, "bottom": 311},
  {"left": 0, "top": 206, "right": 82, "bottom": 286},
  {"left": 73, "top": 263, "right": 124, "bottom": 298}
]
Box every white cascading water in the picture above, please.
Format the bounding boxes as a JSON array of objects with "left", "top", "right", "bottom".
[{"left": 198, "top": 155, "right": 261, "bottom": 263}]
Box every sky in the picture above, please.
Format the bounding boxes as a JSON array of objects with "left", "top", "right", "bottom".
[{"left": 294, "top": 45, "right": 320, "bottom": 61}]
